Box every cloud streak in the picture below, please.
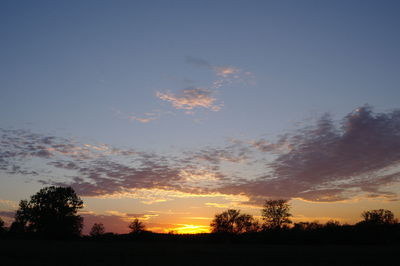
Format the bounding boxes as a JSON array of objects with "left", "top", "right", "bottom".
[{"left": 112, "top": 108, "right": 169, "bottom": 124}]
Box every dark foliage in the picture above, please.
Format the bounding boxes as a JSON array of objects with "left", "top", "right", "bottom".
[
  {"left": 0, "top": 218, "right": 5, "bottom": 235},
  {"left": 359, "top": 209, "right": 397, "bottom": 225},
  {"left": 210, "top": 209, "right": 260, "bottom": 234},
  {"left": 14, "top": 186, "right": 83, "bottom": 238}
]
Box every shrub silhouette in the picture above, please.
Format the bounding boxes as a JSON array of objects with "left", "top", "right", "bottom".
[
  {"left": 14, "top": 186, "right": 83, "bottom": 238},
  {"left": 210, "top": 209, "right": 259, "bottom": 234},
  {"left": 261, "top": 199, "right": 292, "bottom": 230}
]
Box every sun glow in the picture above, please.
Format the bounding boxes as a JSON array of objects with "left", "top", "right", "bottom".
[{"left": 166, "top": 224, "right": 210, "bottom": 234}]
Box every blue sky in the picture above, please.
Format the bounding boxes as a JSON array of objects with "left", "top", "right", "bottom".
[{"left": 1, "top": 1, "right": 400, "bottom": 233}]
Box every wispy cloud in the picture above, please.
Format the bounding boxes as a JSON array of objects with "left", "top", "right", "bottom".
[
  {"left": 185, "top": 56, "right": 211, "bottom": 68},
  {"left": 128, "top": 114, "right": 159, "bottom": 123},
  {"left": 185, "top": 144, "right": 251, "bottom": 165},
  {"left": 250, "top": 136, "right": 292, "bottom": 153},
  {"left": 112, "top": 108, "right": 169, "bottom": 124},
  {"left": 156, "top": 88, "right": 222, "bottom": 112},
  {"left": 0, "top": 199, "right": 18, "bottom": 210},
  {"left": 156, "top": 57, "right": 255, "bottom": 114},
  {"left": 113, "top": 57, "right": 254, "bottom": 120},
  {"left": 214, "top": 66, "right": 240, "bottom": 78}
]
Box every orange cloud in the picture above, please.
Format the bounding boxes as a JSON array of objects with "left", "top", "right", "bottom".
[
  {"left": 156, "top": 88, "right": 222, "bottom": 112},
  {"left": 214, "top": 66, "right": 240, "bottom": 77},
  {"left": 128, "top": 115, "right": 157, "bottom": 123}
]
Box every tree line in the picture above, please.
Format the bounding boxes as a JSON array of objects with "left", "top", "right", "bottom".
[
  {"left": 210, "top": 199, "right": 293, "bottom": 233},
  {"left": 209, "top": 199, "right": 398, "bottom": 233},
  {"left": 0, "top": 186, "right": 399, "bottom": 244}
]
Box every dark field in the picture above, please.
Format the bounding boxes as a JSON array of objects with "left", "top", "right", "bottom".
[{"left": 0, "top": 239, "right": 398, "bottom": 266}]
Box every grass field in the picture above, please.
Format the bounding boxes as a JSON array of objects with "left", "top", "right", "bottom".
[{"left": 0, "top": 239, "right": 398, "bottom": 266}]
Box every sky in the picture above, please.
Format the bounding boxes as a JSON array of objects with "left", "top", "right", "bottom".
[{"left": 1, "top": 0, "right": 400, "bottom": 234}]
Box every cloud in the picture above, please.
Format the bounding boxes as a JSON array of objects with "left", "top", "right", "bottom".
[
  {"left": 0, "top": 128, "right": 233, "bottom": 200},
  {"left": 3, "top": 105, "right": 400, "bottom": 205},
  {"left": 128, "top": 116, "right": 157, "bottom": 123},
  {"left": 184, "top": 56, "right": 245, "bottom": 79},
  {"left": 112, "top": 108, "right": 168, "bottom": 124},
  {"left": 214, "top": 66, "right": 240, "bottom": 78},
  {"left": 250, "top": 136, "right": 292, "bottom": 153},
  {"left": 0, "top": 210, "right": 15, "bottom": 219},
  {"left": 0, "top": 210, "right": 15, "bottom": 226},
  {"left": 80, "top": 210, "right": 159, "bottom": 234},
  {"left": 111, "top": 57, "right": 254, "bottom": 122},
  {"left": 156, "top": 88, "right": 222, "bottom": 112},
  {"left": 219, "top": 106, "right": 400, "bottom": 202},
  {"left": 210, "top": 66, "right": 255, "bottom": 90},
  {"left": 0, "top": 199, "right": 18, "bottom": 210},
  {"left": 186, "top": 144, "right": 251, "bottom": 165},
  {"left": 185, "top": 56, "right": 211, "bottom": 68},
  {"left": 205, "top": 202, "right": 232, "bottom": 209}
]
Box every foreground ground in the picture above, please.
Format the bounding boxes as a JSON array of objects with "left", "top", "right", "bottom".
[{"left": 0, "top": 239, "right": 398, "bottom": 266}]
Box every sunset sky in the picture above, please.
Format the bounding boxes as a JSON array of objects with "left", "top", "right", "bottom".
[{"left": 1, "top": 0, "right": 400, "bottom": 234}]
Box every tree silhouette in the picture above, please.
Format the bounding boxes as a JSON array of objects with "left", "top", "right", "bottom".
[
  {"left": 14, "top": 186, "right": 83, "bottom": 238},
  {"left": 9, "top": 221, "right": 25, "bottom": 235},
  {"left": 210, "top": 209, "right": 259, "bottom": 234},
  {"left": 0, "top": 217, "right": 5, "bottom": 234},
  {"left": 360, "top": 209, "right": 397, "bottom": 225},
  {"left": 129, "top": 218, "right": 145, "bottom": 234},
  {"left": 325, "top": 220, "right": 341, "bottom": 228},
  {"left": 261, "top": 199, "right": 292, "bottom": 230},
  {"left": 90, "top": 223, "right": 105, "bottom": 237}
]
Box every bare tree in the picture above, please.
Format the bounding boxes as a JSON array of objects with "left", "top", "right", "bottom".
[
  {"left": 90, "top": 223, "right": 105, "bottom": 237},
  {"left": 261, "top": 199, "right": 292, "bottom": 230},
  {"left": 129, "top": 218, "right": 145, "bottom": 234},
  {"left": 210, "top": 209, "right": 259, "bottom": 234}
]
